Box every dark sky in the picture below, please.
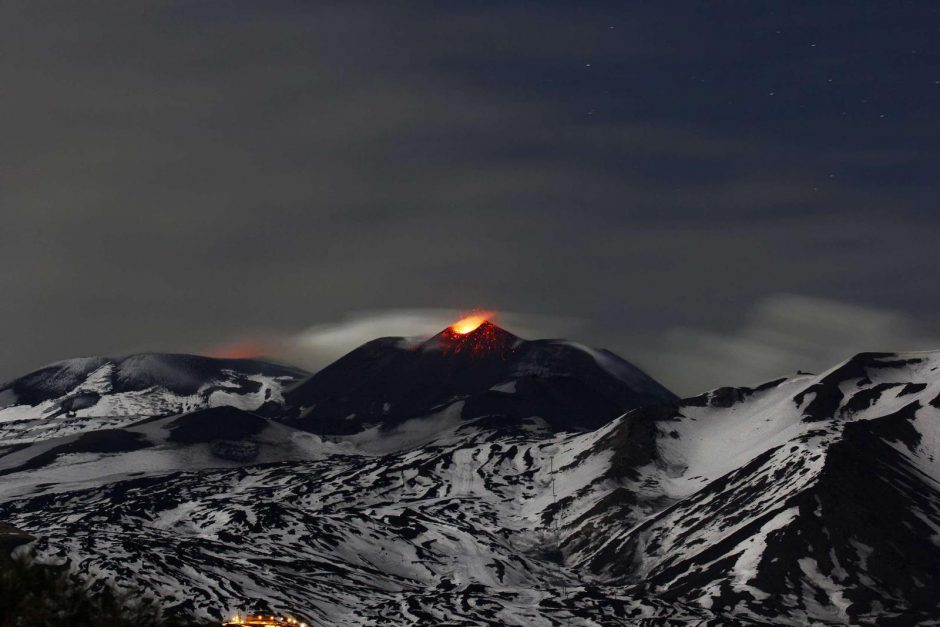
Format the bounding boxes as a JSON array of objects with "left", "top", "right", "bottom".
[{"left": 1, "top": 2, "right": 938, "bottom": 393}]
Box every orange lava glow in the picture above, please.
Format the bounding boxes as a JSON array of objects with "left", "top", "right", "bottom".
[
  {"left": 439, "top": 311, "right": 513, "bottom": 357},
  {"left": 204, "top": 339, "right": 267, "bottom": 359},
  {"left": 450, "top": 313, "right": 491, "bottom": 334}
]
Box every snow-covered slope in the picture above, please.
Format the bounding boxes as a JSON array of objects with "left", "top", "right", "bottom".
[
  {"left": 1, "top": 340, "right": 938, "bottom": 625},
  {"left": 566, "top": 352, "right": 940, "bottom": 625},
  {"left": 0, "top": 353, "right": 307, "bottom": 444}
]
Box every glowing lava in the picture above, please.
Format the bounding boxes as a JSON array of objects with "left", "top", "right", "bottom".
[
  {"left": 438, "top": 312, "right": 516, "bottom": 357},
  {"left": 450, "top": 313, "right": 491, "bottom": 335}
]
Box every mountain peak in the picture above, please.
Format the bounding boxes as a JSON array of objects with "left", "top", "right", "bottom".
[
  {"left": 429, "top": 319, "right": 520, "bottom": 355},
  {"left": 449, "top": 313, "right": 492, "bottom": 335}
]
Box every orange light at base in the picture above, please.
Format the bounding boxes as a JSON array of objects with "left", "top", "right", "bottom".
[
  {"left": 450, "top": 312, "right": 492, "bottom": 335},
  {"left": 204, "top": 338, "right": 269, "bottom": 360},
  {"left": 222, "top": 611, "right": 307, "bottom": 627}
]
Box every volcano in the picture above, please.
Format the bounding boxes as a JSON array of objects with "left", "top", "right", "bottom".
[
  {"left": 281, "top": 320, "right": 676, "bottom": 435},
  {"left": 3, "top": 328, "right": 938, "bottom": 625}
]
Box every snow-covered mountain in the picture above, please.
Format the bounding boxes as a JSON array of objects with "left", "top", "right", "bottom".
[
  {"left": 0, "top": 353, "right": 307, "bottom": 444},
  {"left": 566, "top": 351, "right": 940, "bottom": 625},
  {"left": 1, "top": 326, "right": 938, "bottom": 625}
]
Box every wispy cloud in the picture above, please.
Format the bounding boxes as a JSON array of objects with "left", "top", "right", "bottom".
[
  {"left": 635, "top": 294, "right": 940, "bottom": 395},
  {"left": 0, "top": 3, "right": 936, "bottom": 384}
]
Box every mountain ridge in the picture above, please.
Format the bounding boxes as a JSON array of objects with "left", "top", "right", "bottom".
[{"left": 0, "top": 327, "right": 938, "bottom": 625}]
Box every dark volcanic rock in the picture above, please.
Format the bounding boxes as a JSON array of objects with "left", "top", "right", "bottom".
[
  {"left": 743, "top": 409, "right": 939, "bottom": 624},
  {"left": 56, "top": 391, "right": 103, "bottom": 416},
  {"left": 166, "top": 406, "right": 268, "bottom": 444},
  {"left": 283, "top": 322, "right": 675, "bottom": 435},
  {"left": 681, "top": 378, "right": 786, "bottom": 410}
]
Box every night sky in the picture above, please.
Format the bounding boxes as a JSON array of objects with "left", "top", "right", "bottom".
[{"left": 2, "top": 2, "right": 938, "bottom": 393}]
